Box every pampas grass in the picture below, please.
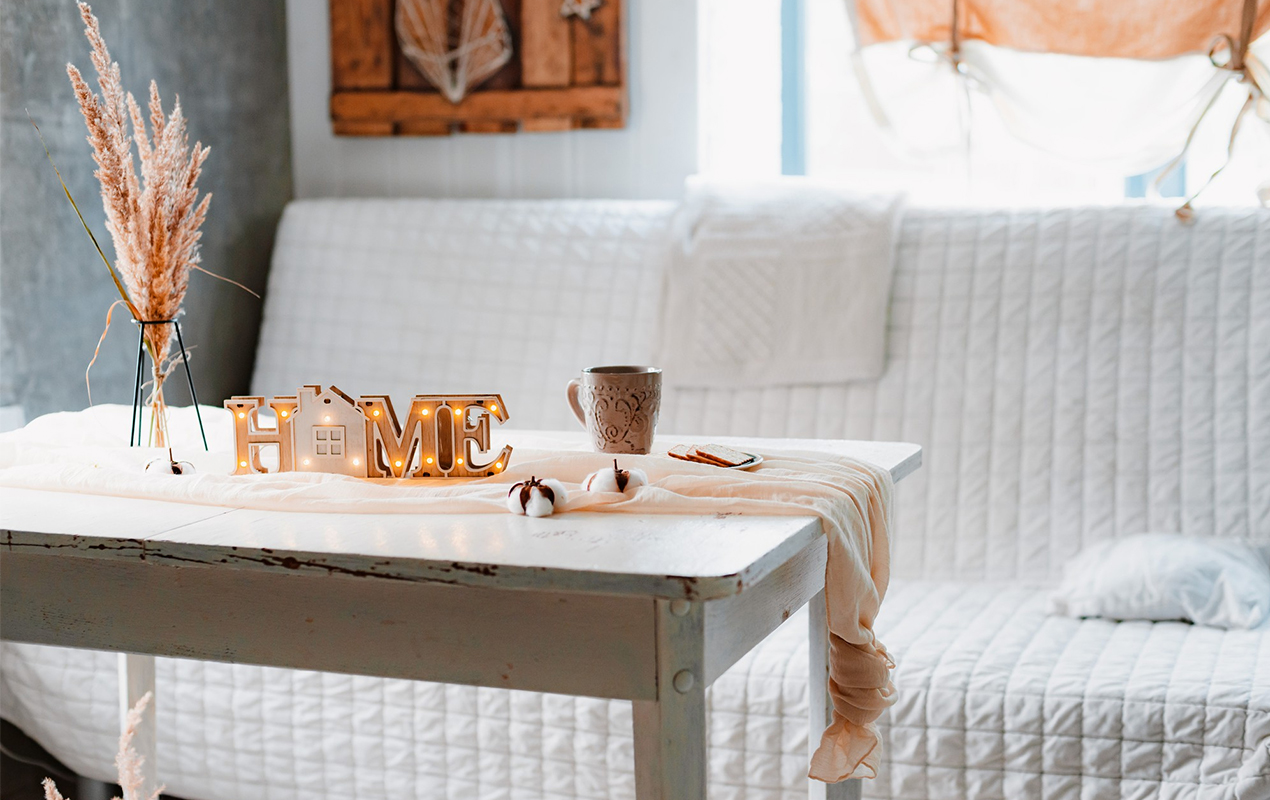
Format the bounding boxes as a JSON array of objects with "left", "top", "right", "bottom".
[
  {"left": 42, "top": 692, "right": 164, "bottom": 800},
  {"left": 67, "top": 1, "right": 210, "bottom": 447}
]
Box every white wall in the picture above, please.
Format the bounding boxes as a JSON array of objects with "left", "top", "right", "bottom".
[{"left": 286, "top": 0, "right": 698, "bottom": 200}]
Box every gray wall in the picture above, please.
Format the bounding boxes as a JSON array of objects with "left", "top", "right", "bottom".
[{"left": 0, "top": 0, "right": 292, "bottom": 422}]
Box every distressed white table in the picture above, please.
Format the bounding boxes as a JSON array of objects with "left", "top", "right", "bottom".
[{"left": 0, "top": 437, "right": 920, "bottom": 800}]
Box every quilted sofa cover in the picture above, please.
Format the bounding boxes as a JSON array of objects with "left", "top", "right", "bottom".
[{"left": 3, "top": 200, "right": 1269, "bottom": 800}]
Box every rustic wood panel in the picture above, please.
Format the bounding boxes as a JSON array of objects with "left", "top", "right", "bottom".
[
  {"left": 397, "top": 119, "right": 453, "bottom": 135},
  {"left": 333, "top": 86, "right": 622, "bottom": 123},
  {"left": 522, "top": 117, "right": 573, "bottom": 132},
  {"left": 330, "top": 0, "right": 395, "bottom": 89},
  {"left": 330, "top": 0, "right": 625, "bottom": 135},
  {"left": 333, "top": 119, "right": 396, "bottom": 136},
  {"left": 571, "top": 0, "right": 621, "bottom": 86},
  {"left": 521, "top": 0, "right": 572, "bottom": 87}
]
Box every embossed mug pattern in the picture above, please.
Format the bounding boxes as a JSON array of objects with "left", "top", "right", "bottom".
[{"left": 566, "top": 366, "right": 662, "bottom": 454}]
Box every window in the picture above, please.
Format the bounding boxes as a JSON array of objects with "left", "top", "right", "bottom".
[
  {"left": 313, "top": 426, "right": 345, "bottom": 457},
  {"left": 699, "top": 0, "right": 1270, "bottom": 206}
]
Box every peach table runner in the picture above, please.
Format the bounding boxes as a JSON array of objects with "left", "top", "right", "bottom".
[{"left": 0, "top": 405, "right": 897, "bottom": 783}]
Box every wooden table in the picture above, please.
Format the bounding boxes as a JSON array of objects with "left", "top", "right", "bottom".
[{"left": 0, "top": 437, "right": 920, "bottom": 800}]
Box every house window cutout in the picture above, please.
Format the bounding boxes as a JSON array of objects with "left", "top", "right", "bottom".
[{"left": 313, "top": 426, "right": 345, "bottom": 457}]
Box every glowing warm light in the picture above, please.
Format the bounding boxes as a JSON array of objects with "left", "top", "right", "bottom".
[
  {"left": 426, "top": 457, "right": 434, "bottom": 464},
  {"left": 457, "top": 457, "right": 464, "bottom": 465},
  {"left": 454, "top": 408, "right": 463, "bottom": 417},
  {"left": 372, "top": 409, "right": 381, "bottom": 417},
  {"left": 280, "top": 410, "right": 288, "bottom": 418},
  {"left": 237, "top": 412, "right": 246, "bottom": 419},
  {"left": 353, "top": 458, "right": 360, "bottom": 466},
  {"left": 302, "top": 459, "right": 310, "bottom": 466},
  {"left": 394, "top": 460, "right": 403, "bottom": 468},
  {"left": 489, "top": 403, "right": 498, "bottom": 412},
  {"left": 495, "top": 461, "right": 503, "bottom": 469},
  {"left": 422, "top": 408, "right": 429, "bottom": 416},
  {"left": 323, "top": 415, "right": 331, "bottom": 423},
  {"left": 239, "top": 460, "right": 247, "bottom": 467}
]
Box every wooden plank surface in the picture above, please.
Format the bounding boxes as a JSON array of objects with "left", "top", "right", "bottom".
[
  {"left": 332, "top": 86, "right": 623, "bottom": 123},
  {"left": 330, "top": 0, "right": 394, "bottom": 89},
  {"left": 2, "top": 551, "right": 657, "bottom": 700},
  {"left": 521, "top": 0, "right": 572, "bottom": 87},
  {"left": 571, "top": 0, "right": 622, "bottom": 85}
]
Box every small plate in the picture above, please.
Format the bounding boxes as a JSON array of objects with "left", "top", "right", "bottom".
[{"left": 726, "top": 454, "right": 763, "bottom": 470}]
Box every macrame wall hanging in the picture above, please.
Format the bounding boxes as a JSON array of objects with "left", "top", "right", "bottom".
[
  {"left": 329, "top": 0, "right": 625, "bottom": 135},
  {"left": 396, "top": 0, "right": 513, "bottom": 104}
]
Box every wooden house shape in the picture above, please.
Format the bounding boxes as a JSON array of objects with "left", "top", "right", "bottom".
[{"left": 292, "top": 385, "right": 369, "bottom": 477}]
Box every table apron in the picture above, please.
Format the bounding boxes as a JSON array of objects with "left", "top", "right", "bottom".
[{"left": 0, "top": 551, "right": 659, "bottom": 701}]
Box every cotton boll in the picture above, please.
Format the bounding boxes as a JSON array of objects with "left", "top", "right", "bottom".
[
  {"left": 523, "top": 491, "right": 555, "bottom": 518},
  {"left": 538, "top": 478, "right": 569, "bottom": 510},
  {"left": 507, "top": 476, "right": 569, "bottom": 517},
  {"left": 145, "top": 457, "right": 196, "bottom": 475},
  {"left": 583, "top": 460, "right": 647, "bottom": 494},
  {"left": 507, "top": 486, "right": 528, "bottom": 515}
]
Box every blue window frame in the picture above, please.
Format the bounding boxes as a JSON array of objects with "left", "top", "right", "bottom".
[{"left": 781, "top": 0, "right": 806, "bottom": 176}]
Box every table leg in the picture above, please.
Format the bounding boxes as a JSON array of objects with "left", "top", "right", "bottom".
[
  {"left": 633, "top": 598, "right": 706, "bottom": 800},
  {"left": 118, "top": 652, "right": 160, "bottom": 798},
  {"left": 808, "top": 591, "right": 862, "bottom": 800}
]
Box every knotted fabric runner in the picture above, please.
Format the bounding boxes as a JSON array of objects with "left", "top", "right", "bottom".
[{"left": 0, "top": 405, "right": 898, "bottom": 782}]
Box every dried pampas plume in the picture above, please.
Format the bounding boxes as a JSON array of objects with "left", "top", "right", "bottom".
[
  {"left": 67, "top": 1, "right": 210, "bottom": 446},
  {"left": 42, "top": 691, "right": 164, "bottom": 800}
]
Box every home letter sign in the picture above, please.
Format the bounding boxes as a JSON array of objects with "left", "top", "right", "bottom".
[{"left": 226, "top": 385, "right": 512, "bottom": 479}]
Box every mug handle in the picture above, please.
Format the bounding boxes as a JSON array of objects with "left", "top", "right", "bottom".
[{"left": 566, "top": 380, "right": 587, "bottom": 428}]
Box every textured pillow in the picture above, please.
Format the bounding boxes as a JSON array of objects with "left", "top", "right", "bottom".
[{"left": 1048, "top": 533, "right": 1270, "bottom": 629}]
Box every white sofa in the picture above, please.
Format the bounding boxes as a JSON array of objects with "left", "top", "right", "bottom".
[{"left": 3, "top": 200, "right": 1269, "bottom": 800}]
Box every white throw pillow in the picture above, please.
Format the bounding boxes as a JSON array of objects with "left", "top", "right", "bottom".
[{"left": 1048, "top": 533, "right": 1270, "bottom": 629}]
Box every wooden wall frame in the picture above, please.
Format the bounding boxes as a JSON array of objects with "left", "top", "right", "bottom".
[{"left": 329, "top": 0, "right": 627, "bottom": 136}]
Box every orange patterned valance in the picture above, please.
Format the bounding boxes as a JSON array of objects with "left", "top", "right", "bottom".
[{"left": 854, "top": 0, "right": 1270, "bottom": 60}]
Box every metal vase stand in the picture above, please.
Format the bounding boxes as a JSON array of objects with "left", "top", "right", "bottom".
[{"left": 130, "top": 318, "right": 208, "bottom": 450}]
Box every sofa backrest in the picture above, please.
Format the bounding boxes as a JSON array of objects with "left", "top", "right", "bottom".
[{"left": 255, "top": 199, "right": 1270, "bottom": 583}]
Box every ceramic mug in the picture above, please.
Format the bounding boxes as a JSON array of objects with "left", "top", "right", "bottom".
[{"left": 566, "top": 366, "right": 662, "bottom": 454}]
